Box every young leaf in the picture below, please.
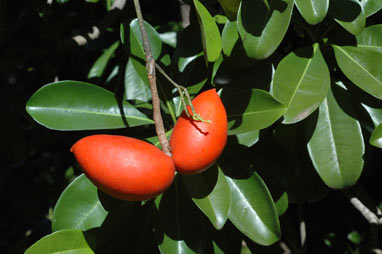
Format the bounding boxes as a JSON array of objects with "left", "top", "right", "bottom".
[
  {"left": 307, "top": 88, "right": 364, "bottom": 189},
  {"left": 328, "top": 0, "right": 366, "bottom": 35},
  {"left": 295, "top": 0, "right": 328, "bottom": 25},
  {"left": 193, "top": 0, "right": 222, "bottom": 63},
  {"left": 52, "top": 174, "right": 108, "bottom": 232},
  {"left": 182, "top": 164, "right": 231, "bottom": 230},
  {"left": 237, "top": 0, "right": 294, "bottom": 59},
  {"left": 223, "top": 89, "right": 286, "bottom": 135},
  {"left": 222, "top": 170, "right": 281, "bottom": 246},
  {"left": 87, "top": 41, "right": 119, "bottom": 79},
  {"left": 26, "top": 81, "right": 154, "bottom": 130},
  {"left": 272, "top": 44, "right": 330, "bottom": 124},
  {"left": 25, "top": 229, "right": 94, "bottom": 254},
  {"left": 333, "top": 46, "right": 382, "bottom": 99}
]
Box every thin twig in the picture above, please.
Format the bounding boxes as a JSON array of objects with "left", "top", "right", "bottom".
[
  {"left": 133, "top": 0, "right": 171, "bottom": 156},
  {"left": 179, "top": 0, "right": 191, "bottom": 28},
  {"left": 154, "top": 63, "right": 211, "bottom": 123},
  {"left": 65, "top": 0, "right": 126, "bottom": 47},
  {"left": 298, "top": 205, "right": 307, "bottom": 253},
  {"left": 344, "top": 189, "right": 381, "bottom": 253}
]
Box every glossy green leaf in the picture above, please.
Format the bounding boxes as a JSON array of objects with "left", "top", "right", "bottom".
[
  {"left": 362, "top": 104, "right": 382, "bottom": 126},
  {"left": 193, "top": 0, "right": 222, "bottom": 62},
  {"left": 237, "top": 0, "right": 294, "bottom": 59},
  {"left": 129, "top": 18, "right": 162, "bottom": 60},
  {"left": 361, "top": 0, "right": 382, "bottom": 17},
  {"left": 223, "top": 170, "right": 281, "bottom": 245},
  {"left": 124, "top": 59, "right": 152, "bottom": 102},
  {"left": 295, "top": 0, "right": 328, "bottom": 25},
  {"left": 224, "top": 89, "right": 286, "bottom": 135},
  {"left": 328, "top": 0, "right": 366, "bottom": 35},
  {"left": 221, "top": 20, "right": 256, "bottom": 69},
  {"left": 236, "top": 130, "right": 259, "bottom": 147},
  {"left": 272, "top": 44, "right": 330, "bottom": 124},
  {"left": 307, "top": 88, "right": 364, "bottom": 189},
  {"left": 182, "top": 165, "right": 231, "bottom": 230},
  {"left": 52, "top": 174, "right": 108, "bottom": 232},
  {"left": 155, "top": 176, "right": 206, "bottom": 254},
  {"left": 370, "top": 123, "right": 382, "bottom": 148},
  {"left": 333, "top": 45, "right": 382, "bottom": 99},
  {"left": 217, "top": 0, "right": 241, "bottom": 20},
  {"left": 87, "top": 41, "right": 119, "bottom": 79},
  {"left": 274, "top": 192, "right": 288, "bottom": 216},
  {"left": 26, "top": 81, "right": 153, "bottom": 130},
  {"left": 25, "top": 229, "right": 94, "bottom": 254},
  {"left": 356, "top": 24, "right": 382, "bottom": 52},
  {"left": 159, "top": 31, "right": 177, "bottom": 47},
  {"left": 222, "top": 20, "right": 239, "bottom": 57}
]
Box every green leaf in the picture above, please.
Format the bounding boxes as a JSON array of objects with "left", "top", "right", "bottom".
[
  {"left": 124, "top": 59, "right": 152, "bottom": 102},
  {"left": 307, "top": 88, "right": 364, "bottom": 189},
  {"left": 236, "top": 130, "right": 259, "bottom": 147},
  {"left": 361, "top": 0, "right": 382, "bottom": 17},
  {"left": 295, "top": 0, "right": 329, "bottom": 25},
  {"left": 347, "top": 230, "right": 363, "bottom": 244},
  {"left": 221, "top": 20, "right": 256, "bottom": 69},
  {"left": 87, "top": 41, "right": 119, "bottom": 79},
  {"left": 26, "top": 81, "right": 153, "bottom": 130},
  {"left": 222, "top": 20, "right": 239, "bottom": 57},
  {"left": 129, "top": 18, "right": 162, "bottom": 60},
  {"left": 274, "top": 192, "right": 288, "bottom": 216},
  {"left": 237, "top": 0, "right": 294, "bottom": 59},
  {"left": 272, "top": 44, "right": 330, "bottom": 124},
  {"left": 328, "top": 0, "right": 366, "bottom": 35},
  {"left": 217, "top": 0, "right": 241, "bottom": 20},
  {"left": 362, "top": 104, "right": 382, "bottom": 126},
  {"left": 155, "top": 176, "right": 206, "bottom": 253},
  {"left": 25, "top": 229, "right": 94, "bottom": 254},
  {"left": 224, "top": 89, "right": 287, "bottom": 135},
  {"left": 159, "top": 31, "right": 177, "bottom": 48},
  {"left": 193, "top": 0, "right": 222, "bottom": 62},
  {"left": 370, "top": 123, "right": 382, "bottom": 148},
  {"left": 182, "top": 165, "right": 231, "bottom": 230},
  {"left": 223, "top": 170, "right": 281, "bottom": 245},
  {"left": 52, "top": 174, "right": 108, "bottom": 232},
  {"left": 356, "top": 24, "right": 382, "bottom": 52},
  {"left": 333, "top": 45, "right": 382, "bottom": 99}
]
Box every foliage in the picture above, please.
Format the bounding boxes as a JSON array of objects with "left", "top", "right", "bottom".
[{"left": 2, "top": 0, "right": 382, "bottom": 253}]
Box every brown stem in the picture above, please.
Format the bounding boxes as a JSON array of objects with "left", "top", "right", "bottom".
[{"left": 133, "top": 0, "right": 171, "bottom": 156}]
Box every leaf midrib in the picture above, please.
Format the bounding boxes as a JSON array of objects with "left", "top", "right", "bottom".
[
  {"left": 286, "top": 44, "right": 317, "bottom": 109},
  {"left": 335, "top": 46, "right": 382, "bottom": 87},
  {"left": 27, "top": 106, "right": 153, "bottom": 122},
  {"left": 322, "top": 98, "right": 344, "bottom": 185},
  {"left": 228, "top": 106, "right": 285, "bottom": 118}
]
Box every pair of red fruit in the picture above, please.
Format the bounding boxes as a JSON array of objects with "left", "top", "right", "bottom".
[{"left": 71, "top": 89, "right": 228, "bottom": 201}]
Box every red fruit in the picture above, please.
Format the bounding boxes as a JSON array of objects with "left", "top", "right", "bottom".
[
  {"left": 70, "top": 135, "right": 175, "bottom": 201},
  {"left": 170, "top": 89, "right": 228, "bottom": 174}
]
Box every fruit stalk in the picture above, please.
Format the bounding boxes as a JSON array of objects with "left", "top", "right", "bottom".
[{"left": 133, "top": 0, "right": 171, "bottom": 156}]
